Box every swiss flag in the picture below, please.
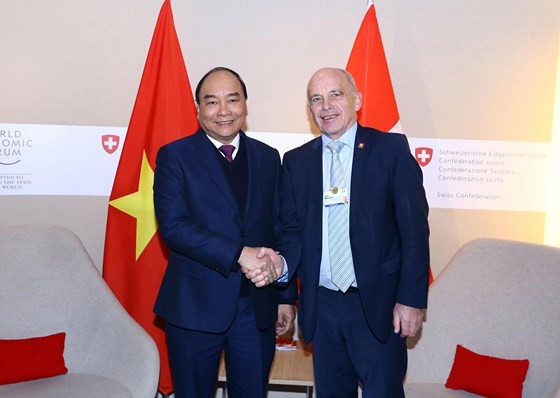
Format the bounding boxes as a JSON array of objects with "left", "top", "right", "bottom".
[
  {"left": 346, "top": 0, "right": 401, "bottom": 133},
  {"left": 346, "top": 1, "right": 433, "bottom": 284},
  {"left": 102, "top": 0, "right": 199, "bottom": 394}
]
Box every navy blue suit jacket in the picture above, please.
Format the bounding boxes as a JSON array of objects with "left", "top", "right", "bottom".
[
  {"left": 153, "top": 130, "right": 296, "bottom": 333},
  {"left": 277, "top": 125, "right": 430, "bottom": 343}
]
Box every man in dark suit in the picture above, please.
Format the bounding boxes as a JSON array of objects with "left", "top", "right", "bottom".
[
  {"left": 153, "top": 67, "right": 297, "bottom": 398},
  {"left": 253, "top": 67, "right": 430, "bottom": 397}
]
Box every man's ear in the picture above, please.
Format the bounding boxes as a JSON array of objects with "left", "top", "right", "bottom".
[{"left": 354, "top": 91, "right": 363, "bottom": 112}]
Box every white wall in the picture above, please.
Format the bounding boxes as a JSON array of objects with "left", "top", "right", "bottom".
[
  {"left": 0, "top": 0, "right": 558, "bottom": 286},
  {"left": 1, "top": 1, "right": 559, "bottom": 396}
]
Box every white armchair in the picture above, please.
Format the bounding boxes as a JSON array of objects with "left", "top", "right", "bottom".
[
  {"left": 0, "top": 225, "right": 159, "bottom": 398},
  {"left": 404, "top": 238, "right": 560, "bottom": 398}
]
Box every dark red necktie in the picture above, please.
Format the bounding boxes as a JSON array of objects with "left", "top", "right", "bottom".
[{"left": 219, "top": 144, "right": 235, "bottom": 163}]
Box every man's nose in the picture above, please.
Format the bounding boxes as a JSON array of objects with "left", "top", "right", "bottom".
[{"left": 217, "top": 101, "right": 231, "bottom": 115}]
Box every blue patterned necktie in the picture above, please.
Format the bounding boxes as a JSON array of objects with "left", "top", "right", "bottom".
[{"left": 326, "top": 140, "right": 355, "bottom": 292}]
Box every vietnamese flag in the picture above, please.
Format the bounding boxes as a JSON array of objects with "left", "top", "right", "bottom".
[
  {"left": 346, "top": 0, "right": 434, "bottom": 284},
  {"left": 102, "top": 0, "right": 198, "bottom": 394}
]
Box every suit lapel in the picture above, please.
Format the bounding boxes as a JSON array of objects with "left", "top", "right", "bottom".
[
  {"left": 191, "top": 130, "right": 239, "bottom": 214},
  {"left": 243, "top": 133, "right": 257, "bottom": 220},
  {"left": 350, "top": 125, "right": 374, "bottom": 221},
  {"left": 308, "top": 137, "right": 323, "bottom": 234}
]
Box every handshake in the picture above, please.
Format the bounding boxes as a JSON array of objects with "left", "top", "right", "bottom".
[{"left": 238, "top": 246, "right": 285, "bottom": 288}]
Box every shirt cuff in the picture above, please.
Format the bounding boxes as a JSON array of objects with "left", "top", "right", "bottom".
[{"left": 276, "top": 255, "right": 289, "bottom": 282}]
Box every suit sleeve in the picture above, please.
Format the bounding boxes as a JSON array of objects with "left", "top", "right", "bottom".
[
  {"left": 276, "top": 277, "right": 298, "bottom": 305},
  {"left": 153, "top": 144, "right": 242, "bottom": 277},
  {"left": 272, "top": 150, "right": 299, "bottom": 304},
  {"left": 275, "top": 151, "right": 304, "bottom": 284},
  {"left": 393, "top": 134, "right": 430, "bottom": 308}
]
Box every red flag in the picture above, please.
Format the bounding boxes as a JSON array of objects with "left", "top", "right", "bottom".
[
  {"left": 347, "top": 1, "right": 434, "bottom": 285},
  {"left": 346, "top": 1, "right": 401, "bottom": 132},
  {"left": 102, "top": 0, "right": 198, "bottom": 394}
]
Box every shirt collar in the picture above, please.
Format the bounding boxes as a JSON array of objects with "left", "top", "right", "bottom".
[
  {"left": 206, "top": 133, "right": 241, "bottom": 151},
  {"left": 321, "top": 122, "right": 357, "bottom": 152}
]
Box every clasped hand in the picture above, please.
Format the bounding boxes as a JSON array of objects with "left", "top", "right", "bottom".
[{"left": 239, "top": 247, "right": 284, "bottom": 288}]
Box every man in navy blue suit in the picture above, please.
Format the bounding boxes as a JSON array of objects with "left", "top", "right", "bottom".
[
  {"left": 153, "top": 67, "right": 297, "bottom": 398},
  {"left": 252, "top": 67, "right": 430, "bottom": 397}
]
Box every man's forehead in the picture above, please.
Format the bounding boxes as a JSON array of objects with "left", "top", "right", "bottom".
[
  {"left": 202, "top": 91, "right": 241, "bottom": 99},
  {"left": 308, "top": 84, "right": 344, "bottom": 97},
  {"left": 201, "top": 71, "right": 241, "bottom": 88},
  {"left": 309, "top": 76, "right": 346, "bottom": 91}
]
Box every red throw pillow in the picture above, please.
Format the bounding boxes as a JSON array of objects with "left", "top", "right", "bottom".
[
  {"left": 445, "top": 344, "right": 529, "bottom": 398},
  {"left": 0, "top": 332, "right": 68, "bottom": 385}
]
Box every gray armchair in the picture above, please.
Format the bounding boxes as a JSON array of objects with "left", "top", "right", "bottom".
[
  {"left": 404, "top": 238, "right": 560, "bottom": 398},
  {"left": 0, "top": 225, "right": 159, "bottom": 398}
]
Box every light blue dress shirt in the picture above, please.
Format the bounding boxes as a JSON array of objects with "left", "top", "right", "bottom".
[{"left": 319, "top": 123, "right": 357, "bottom": 290}]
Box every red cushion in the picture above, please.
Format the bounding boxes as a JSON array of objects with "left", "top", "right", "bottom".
[
  {"left": 445, "top": 344, "right": 529, "bottom": 398},
  {"left": 0, "top": 332, "right": 68, "bottom": 385}
]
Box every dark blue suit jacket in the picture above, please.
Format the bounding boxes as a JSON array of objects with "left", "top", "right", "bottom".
[
  {"left": 277, "top": 125, "right": 430, "bottom": 343},
  {"left": 153, "top": 129, "right": 296, "bottom": 333}
]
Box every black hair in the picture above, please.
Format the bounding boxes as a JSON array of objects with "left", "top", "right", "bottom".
[{"left": 194, "top": 67, "right": 248, "bottom": 104}]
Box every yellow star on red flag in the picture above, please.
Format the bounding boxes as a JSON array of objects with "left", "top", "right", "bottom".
[
  {"left": 102, "top": 1, "right": 199, "bottom": 393},
  {"left": 109, "top": 150, "right": 157, "bottom": 260}
]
